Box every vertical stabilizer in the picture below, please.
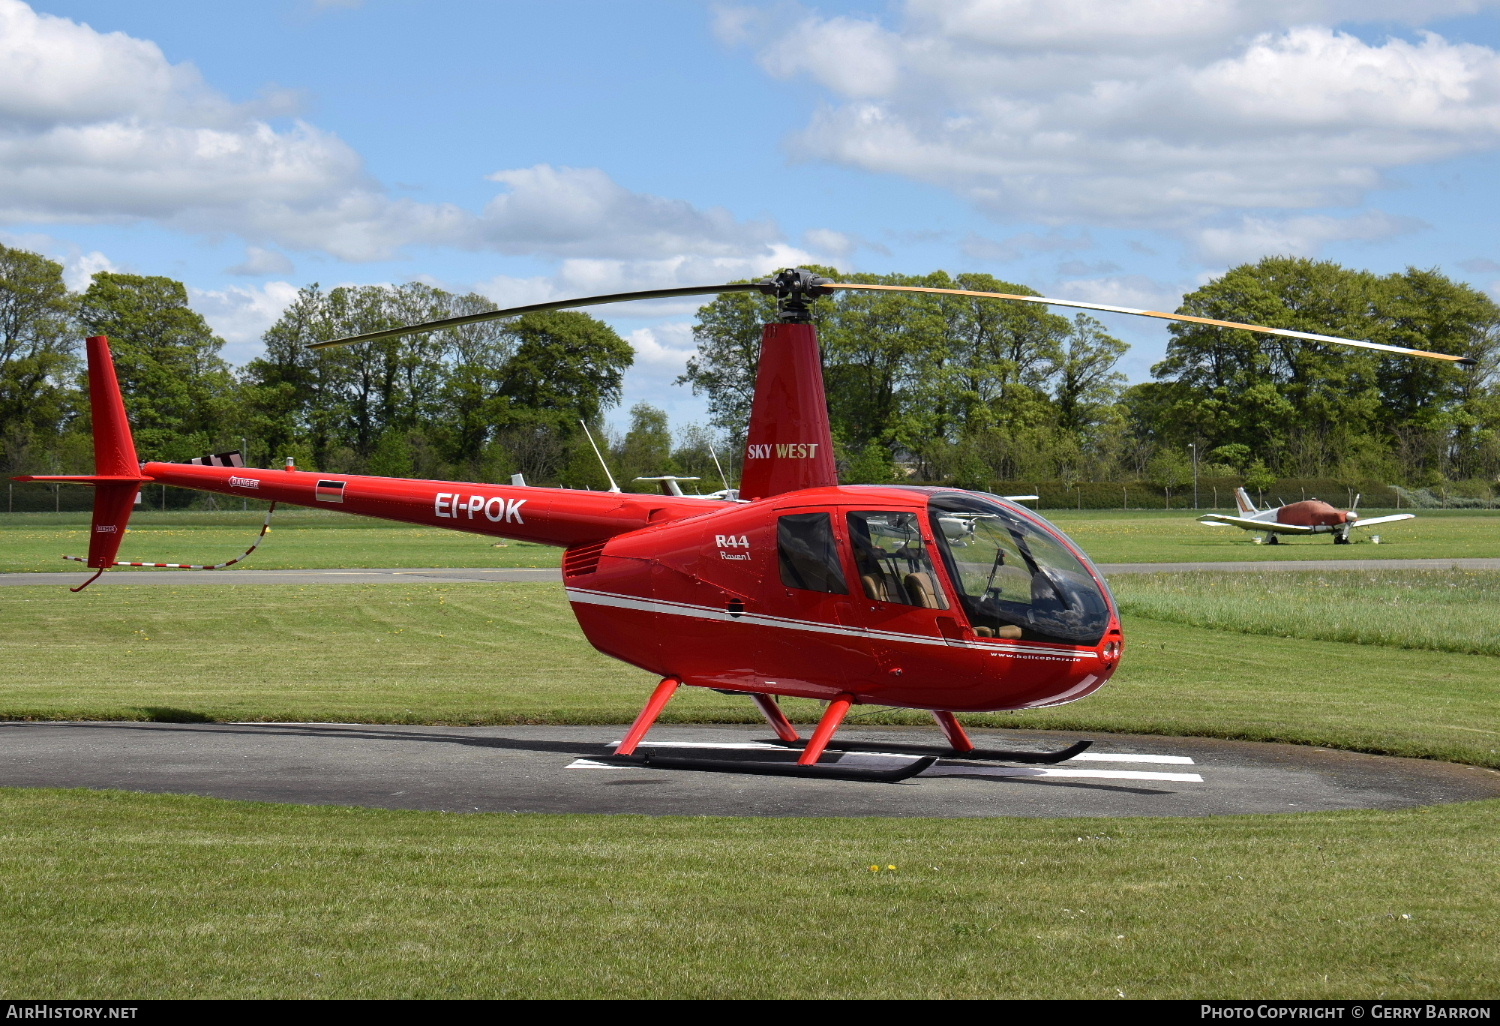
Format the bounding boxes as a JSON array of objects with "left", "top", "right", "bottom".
[
  {"left": 1234, "top": 487, "right": 1257, "bottom": 515},
  {"left": 79, "top": 336, "right": 148, "bottom": 569},
  {"left": 739, "top": 322, "right": 838, "bottom": 500},
  {"left": 87, "top": 336, "right": 139, "bottom": 477},
  {"left": 12, "top": 336, "right": 151, "bottom": 577}
]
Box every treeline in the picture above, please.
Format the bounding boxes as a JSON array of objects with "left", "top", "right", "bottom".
[
  {"left": 0, "top": 244, "right": 729, "bottom": 503},
  {"left": 682, "top": 262, "right": 1500, "bottom": 497},
  {"left": 3, "top": 242, "right": 1498, "bottom": 511}
]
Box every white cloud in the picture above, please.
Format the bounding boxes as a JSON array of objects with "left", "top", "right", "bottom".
[
  {"left": 961, "top": 230, "right": 1092, "bottom": 262},
  {"left": 190, "top": 280, "right": 300, "bottom": 366},
  {"left": 0, "top": 1, "right": 840, "bottom": 271},
  {"left": 725, "top": 1, "right": 1500, "bottom": 229},
  {"left": 64, "top": 249, "right": 118, "bottom": 291},
  {"left": 1189, "top": 210, "right": 1423, "bottom": 264},
  {"left": 627, "top": 323, "right": 697, "bottom": 375},
  {"left": 0, "top": 229, "right": 120, "bottom": 289},
  {"left": 228, "top": 246, "right": 295, "bottom": 276},
  {"left": 1053, "top": 273, "right": 1185, "bottom": 313},
  {"left": 476, "top": 164, "right": 782, "bottom": 260}
]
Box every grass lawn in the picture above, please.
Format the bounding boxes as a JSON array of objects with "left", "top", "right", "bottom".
[
  {"left": 3, "top": 570, "right": 1499, "bottom": 998},
  {"left": 1112, "top": 568, "right": 1500, "bottom": 657},
  {"left": 0, "top": 788, "right": 1495, "bottom": 998},
  {"left": 0, "top": 510, "right": 563, "bottom": 573},
  {"left": 1043, "top": 507, "right": 1500, "bottom": 564},
  {"left": 4, "top": 507, "right": 1499, "bottom": 574},
  {"left": 2, "top": 577, "right": 1497, "bottom": 767}
]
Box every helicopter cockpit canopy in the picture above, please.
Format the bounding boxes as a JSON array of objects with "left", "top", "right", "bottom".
[{"left": 929, "top": 493, "right": 1113, "bottom": 646}]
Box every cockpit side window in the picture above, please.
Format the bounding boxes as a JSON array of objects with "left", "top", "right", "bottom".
[
  {"left": 777, "top": 512, "right": 848, "bottom": 594},
  {"left": 845, "top": 511, "right": 948, "bottom": 610},
  {"left": 929, "top": 494, "right": 1110, "bottom": 645}
]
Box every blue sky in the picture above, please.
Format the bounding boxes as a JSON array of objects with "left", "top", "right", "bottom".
[{"left": 6, "top": 0, "right": 1500, "bottom": 435}]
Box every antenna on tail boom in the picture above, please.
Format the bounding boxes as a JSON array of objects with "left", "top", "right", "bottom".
[{"left": 579, "top": 420, "right": 621, "bottom": 493}]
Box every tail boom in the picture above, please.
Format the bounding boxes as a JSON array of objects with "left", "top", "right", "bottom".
[{"left": 143, "top": 462, "right": 729, "bottom": 548}]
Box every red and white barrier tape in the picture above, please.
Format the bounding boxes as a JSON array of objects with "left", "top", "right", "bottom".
[{"left": 65, "top": 503, "right": 278, "bottom": 573}]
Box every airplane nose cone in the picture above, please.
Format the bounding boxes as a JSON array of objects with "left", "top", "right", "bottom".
[{"left": 1345, "top": 511, "right": 1359, "bottom": 523}]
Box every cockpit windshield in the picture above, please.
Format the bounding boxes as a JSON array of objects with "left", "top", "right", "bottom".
[{"left": 928, "top": 493, "right": 1112, "bottom": 646}]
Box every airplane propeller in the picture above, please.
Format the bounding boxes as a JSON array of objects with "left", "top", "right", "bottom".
[{"left": 307, "top": 268, "right": 1478, "bottom": 366}]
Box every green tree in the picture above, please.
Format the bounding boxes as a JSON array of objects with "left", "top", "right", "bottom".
[
  {"left": 1051, "top": 314, "right": 1128, "bottom": 432},
  {"left": 495, "top": 311, "right": 633, "bottom": 430},
  {"left": 1147, "top": 447, "right": 1193, "bottom": 505},
  {"left": 0, "top": 245, "right": 77, "bottom": 472},
  {"left": 617, "top": 403, "right": 675, "bottom": 487},
  {"left": 1145, "top": 256, "right": 1500, "bottom": 482},
  {"left": 76, "top": 272, "right": 232, "bottom": 460}
]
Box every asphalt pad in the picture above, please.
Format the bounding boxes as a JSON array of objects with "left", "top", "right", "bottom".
[{"left": 2, "top": 722, "right": 1496, "bottom": 818}]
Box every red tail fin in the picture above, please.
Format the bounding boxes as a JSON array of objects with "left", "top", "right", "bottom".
[
  {"left": 13, "top": 336, "right": 151, "bottom": 573},
  {"left": 739, "top": 322, "right": 838, "bottom": 500},
  {"left": 85, "top": 335, "right": 140, "bottom": 477}
]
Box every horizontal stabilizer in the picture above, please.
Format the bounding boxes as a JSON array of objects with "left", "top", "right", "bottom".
[{"left": 189, "top": 450, "right": 244, "bottom": 468}]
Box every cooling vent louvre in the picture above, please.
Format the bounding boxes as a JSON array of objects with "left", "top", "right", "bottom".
[{"left": 563, "top": 540, "right": 606, "bottom": 577}]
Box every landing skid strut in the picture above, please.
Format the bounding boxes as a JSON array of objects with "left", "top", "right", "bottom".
[{"left": 606, "top": 678, "right": 1091, "bottom": 782}]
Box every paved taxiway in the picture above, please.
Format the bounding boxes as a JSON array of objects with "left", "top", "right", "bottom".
[
  {"left": 5, "top": 556, "right": 1500, "bottom": 588},
  {"left": 3, "top": 722, "right": 1496, "bottom": 818}
]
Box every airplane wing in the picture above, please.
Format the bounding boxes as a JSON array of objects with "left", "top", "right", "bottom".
[
  {"left": 1198, "top": 514, "right": 1317, "bottom": 534},
  {"left": 1351, "top": 514, "right": 1416, "bottom": 528}
]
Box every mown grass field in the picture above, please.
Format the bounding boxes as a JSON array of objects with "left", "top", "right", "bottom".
[
  {"left": 1047, "top": 507, "right": 1500, "bottom": 563},
  {"left": 1115, "top": 568, "right": 1500, "bottom": 657},
  {"left": 2, "top": 567, "right": 1498, "bottom": 998},
  {"left": 3, "top": 506, "right": 1498, "bottom": 574},
  {"left": 0, "top": 510, "right": 561, "bottom": 573},
  {"left": 2, "top": 575, "right": 1497, "bottom": 767},
  {"left": 1, "top": 788, "right": 1495, "bottom": 999}
]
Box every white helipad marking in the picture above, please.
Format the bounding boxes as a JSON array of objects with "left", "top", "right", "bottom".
[
  {"left": 568, "top": 758, "right": 636, "bottom": 770},
  {"left": 1068, "top": 753, "right": 1194, "bottom": 765},
  {"left": 924, "top": 764, "right": 1203, "bottom": 782}
]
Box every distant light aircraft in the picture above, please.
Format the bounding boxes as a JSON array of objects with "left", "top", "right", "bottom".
[
  {"left": 635, "top": 476, "right": 741, "bottom": 501},
  {"left": 1199, "top": 487, "right": 1414, "bottom": 544}
]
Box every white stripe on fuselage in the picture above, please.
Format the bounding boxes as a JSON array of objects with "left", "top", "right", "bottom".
[{"left": 564, "top": 586, "right": 1098, "bottom": 661}]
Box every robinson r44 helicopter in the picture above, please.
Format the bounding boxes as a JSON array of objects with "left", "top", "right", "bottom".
[{"left": 18, "top": 270, "right": 1472, "bottom": 781}]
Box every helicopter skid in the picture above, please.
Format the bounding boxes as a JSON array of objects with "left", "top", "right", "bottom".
[
  {"left": 767, "top": 736, "right": 1094, "bottom": 765},
  {"left": 602, "top": 751, "right": 936, "bottom": 782}
]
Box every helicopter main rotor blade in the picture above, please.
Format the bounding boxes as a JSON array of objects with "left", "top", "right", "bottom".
[
  {"left": 307, "top": 282, "right": 765, "bottom": 350},
  {"left": 825, "top": 282, "right": 1476, "bottom": 365}
]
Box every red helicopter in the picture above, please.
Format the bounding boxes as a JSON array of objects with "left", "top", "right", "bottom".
[{"left": 18, "top": 269, "right": 1472, "bottom": 781}]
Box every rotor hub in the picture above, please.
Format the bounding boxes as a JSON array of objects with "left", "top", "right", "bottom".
[{"left": 758, "top": 268, "right": 834, "bottom": 323}]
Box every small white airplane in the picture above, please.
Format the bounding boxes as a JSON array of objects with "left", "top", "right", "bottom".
[
  {"left": 634, "top": 475, "right": 741, "bottom": 501},
  {"left": 1198, "top": 487, "right": 1414, "bottom": 545}
]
